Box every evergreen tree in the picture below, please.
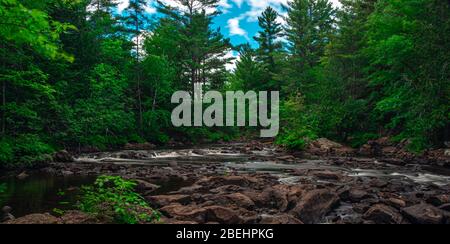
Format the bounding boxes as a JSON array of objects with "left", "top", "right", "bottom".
[{"left": 122, "top": 0, "right": 150, "bottom": 135}]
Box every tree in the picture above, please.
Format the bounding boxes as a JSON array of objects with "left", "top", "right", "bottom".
[
  {"left": 284, "top": 0, "right": 335, "bottom": 96},
  {"left": 254, "top": 7, "right": 284, "bottom": 76},
  {"left": 157, "top": 0, "right": 233, "bottom": 92},
  {"left": 122, "top": 0, "right": 150, "bottom": 135}
]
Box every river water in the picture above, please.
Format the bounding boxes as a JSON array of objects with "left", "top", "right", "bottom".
[{"left": 1, "top": 143, "right": 449, "bottom": 218}]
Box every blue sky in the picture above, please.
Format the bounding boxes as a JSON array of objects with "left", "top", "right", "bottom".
[{"left": 117, "top": 0, "right": 342, "bottom": 47}]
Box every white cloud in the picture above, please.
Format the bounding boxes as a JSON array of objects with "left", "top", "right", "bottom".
[{"left": 227, "top": 17, "right": 248, "bottom": 38}]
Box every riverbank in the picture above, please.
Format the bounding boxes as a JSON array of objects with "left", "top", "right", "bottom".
[{"left": 1, "top": 140, "right": 450, "bottom": 224}]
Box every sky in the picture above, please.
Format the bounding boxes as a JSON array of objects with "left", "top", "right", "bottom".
[
  {"left": 115, "top": 0, "right": 342, "bottom": 70},
  {"left": 117, "top": 0, "right": 342, "bottom": 46}
]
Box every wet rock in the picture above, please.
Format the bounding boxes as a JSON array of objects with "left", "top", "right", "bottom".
[
  {"left": 223, "top": 193, "right": 255, "bottom": 210},
  {"left": 134, "top": 179, "right": 160, "bottom": 194},
  {"left": 426, "top": 194, "right": 450, "bottom": 207},
  {"left": 58, "top": 211, "right": 98, "bottom": 224},
  {"left": 196, "top": 175, "right": 259, "bottom": 188},
  {"left": 160, "top": 204, "right": 243, "bottom": 224},
  {"left": 60, "top": 170, "right": 74, "bottom": 177},
  {"left": 402, "top": 204, "right": 445, "bottom": 224},
  {"left": 259, "top": 214, "right": 303, "bottom": 224},
  {"left": 307, "top": 138, "right": 354, "bottom": 156},
  {"left": 290, "top": 189, "right": 340, "bottom": 224},
  {"left": 16, "top": 171, "right": 29, "bottom": 180},
  {"left": 363, "top": 204, "right": 403, "bottom": 224},
  {"left": 4, "top": 213, "right": 58, "bottom": 224},
  {"left": 312, "top": 171, "right": 342, "bottom": 181},
  {"left": 347, "top": 189, "right": 370, "bottom": 203},
  {"left": 147, "top": 195, "right": 191, "bottom": 207},
  {"left": 53, "top": 150, "right": 74, "bottom": 163},
  {"left": 246, "top": 187, "right": 289, "bottom": 211},
  {"left": 277, "top": 155, "right": 296, "bottom": 162},
  {"left": 384, "top": 198, "right": 407, "bottom": 209},
  {"left": 438, "top": 203, "right": 450, "bottom": 212},
  {"left": 124, "top": 142, "right": 155, "bottom": 151},
  {"left": 1, "top": 206, "right": 15, "bottom": 222}
]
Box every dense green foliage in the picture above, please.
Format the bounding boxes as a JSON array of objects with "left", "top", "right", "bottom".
[
  {"left": 0, "top": 0, "right": 448, "bottom": 168},
  {"left": 78, "top": 175, "right": 160, "bottom": 224}
]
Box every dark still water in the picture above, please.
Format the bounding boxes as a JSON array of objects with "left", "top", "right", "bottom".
[{"left": 0, "top": 173, "right": 96, "bottom": 218}]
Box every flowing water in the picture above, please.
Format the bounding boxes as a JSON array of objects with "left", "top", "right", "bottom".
[{"left": 1, "top": 143, "right": 449, "bottom": 218}]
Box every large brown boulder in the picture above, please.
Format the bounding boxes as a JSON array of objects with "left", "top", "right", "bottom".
[
  {"left": 290, "top": 189, "right": 340, "bottom": 224},
  {"left": 402, "top": 204, "right": 445, "bottom": 224},
  {"left": 160, "top": 204, "right": 243, "bottom": 224},
  {"left": 307, "top": 138, "right": 355, "bottom": 156},
  {"left": 363, "top": 204, "right": 403, "bottom": 224},
  {"left": 4, "top": 213, "right": 58, "bottom": 224},
  {"left": 147, "top": 195, "right": 191, "bottom": 207}
]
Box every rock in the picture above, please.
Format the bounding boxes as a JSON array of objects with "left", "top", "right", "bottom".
[
  {"left": 53, "top": 150, "right": 74, "bottom": 163},
  {"left": 347, "top": 189, "right": 370, "bottom": 203},
  {"left": 277, "top": 155, "right": 296, "bottom": 162},
  {"left": 363, "top": 204, "right": 403, "bottom": 224},
  {"left": 223, "top": 193, "right": 255, "bottom": 210},
  {"left": 61, "top": 170, "right": 74, "bottom": 177},
  {"left": 168, "top": 162, "right": 178, "bottom": 167},
  {"left": 246, "top": 187, "right": 289, "bottom": 211},
  {"left": 402, "top": 204, "right": 445, "bottom": 224},
  {"left": 259, "top": 214, "right": 303, "bottom": 224},
  {"left": 147, "top": 195, "right": 191, "bottom": 207},
  {"left": 58, "top": 211, "right": 98, "bottom": 224},
  {"left": 445, "top": 149, "right": 450, "bottom": 157},
  {"left": 160, "top": 204, "right": 243, "bottom": 224},
  {"left": 205, "top": 206, "right": 244, "bottom": 224},
  {"left": 16, "top": 171, "right": 29, "bottom": 180},
  {"left": 290, "top": 189, "right": 340, "bottom": 224},
  {"left": 134, "top": 179, "right": 160, "bottom": 194},
  {"left": 1, "top": 206, "right": 15, "bottom": 222},
  {"left": 384, "top": 198, "right": 407, "bottom": 209},
  {"left": 439, "top": 203, "right": 450, "bottom": 212},
  {"left": 196, "top": 175, "right": 259, "bottom": 188},
  {"left": 4, "top": 213, "right": 58, "bottom": 224},
  {"left": 312, "top": 171, "right": 342, "bottom": 181},
  {"left": 426, "top": 194, "right": 450, "bottom": 207},
  {"left": 124, "top": 142, "right": 155, "bottom": 151}
]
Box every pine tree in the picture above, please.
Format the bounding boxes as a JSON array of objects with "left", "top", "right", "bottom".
[
  {"left": 157, "top": 0, "right": 232, "bottom": 92},
  {"left": 254, "top": 7, "right": 284, "bottom": 74},
  {"left": 122, "top": 0, "right": 150, "bottom": 135}
]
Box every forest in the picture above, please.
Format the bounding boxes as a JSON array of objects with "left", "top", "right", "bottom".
[{"left": 0, "top": 0, "right": 449, "bottom": 168}]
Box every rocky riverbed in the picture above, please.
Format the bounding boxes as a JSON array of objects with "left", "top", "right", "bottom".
[{"left": 2, "top": 140, "right": 450, "bottom": 224}]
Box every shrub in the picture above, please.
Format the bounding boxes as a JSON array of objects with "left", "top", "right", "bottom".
[{"left": 78, "top": 176, "right": 160, "bottom": 224}]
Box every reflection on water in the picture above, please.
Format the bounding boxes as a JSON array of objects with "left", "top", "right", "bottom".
[{"left": 0, "top": 174, "right": 96, "bottom": 218}]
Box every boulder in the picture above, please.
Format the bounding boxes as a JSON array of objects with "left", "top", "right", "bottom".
[
  {"left": 426, "top": 194, "right": 450, "bottom": 207},
  {"left": 290, "top": 189, "right": 340, "bottom": 224},
  {"left": 1, "top": 206, "right": 15, "bottom": 222},
  {"left": 363, "top": 204, "right": 403, "bottom": 224},
  {"left": 147, "top": 195, "right": 191, "bottom": 207},
  {"left": 223, "top": 193, "right": 255, "bottom": 210},
  {"left": 160, "top": 204, "right": 243, "bottom": 224},
  {"left": 58, "top": 211, "right": 98, "bottom": 224},
  {"left": 384, "top": 198, "right": 407, "bottom": 209},
  {"left": 4, "top": 213, "right": 58, "bottom": 224},
  {"left": 402, "top": 204, "right": 445, "bottom": 224},
  {"left": 124, "top": 142, "right": 155, "bottom": 151},
  {"left": 53, "top": 150, "right": 74, "bottom": 163},
  {"left": 16, "top": 171, "right": 29, "bottom": 180},
  {"left": 348, "top": 189, "right": 371, "bottom": 203},
  {"left": 134, "top": 179, "right": 160, "bottom": 194},
  {"left": 259, "top": 214, "right": 303, "bottom": 224}
]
